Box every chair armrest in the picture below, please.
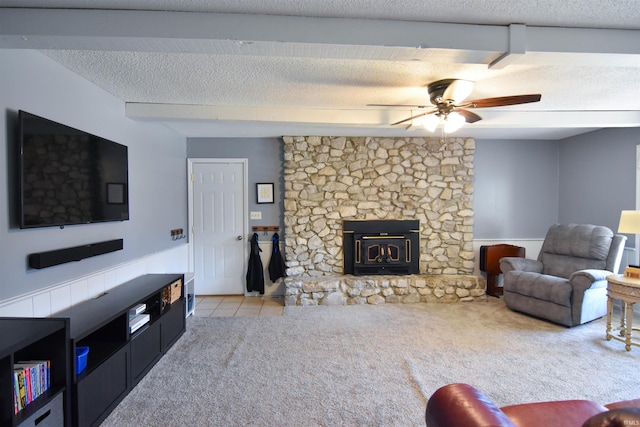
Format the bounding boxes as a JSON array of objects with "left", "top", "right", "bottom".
[
  {"left": 500, "top": 257, "right": 543, "bottom": 274},
  {"left": 582, "top": 407, "right": 640, "bottom": 427},
  {"left": 502, "top": 400, "right": 607, "bottom": 427},
  {"left": 569, "top": 269, "right": 612, "bottom": 291},
  {"left": 606, "top": 398, "right": 640, "bottom": 410},
  {"left": 426, "top": 383, "right": 516, "bottom": 427}
]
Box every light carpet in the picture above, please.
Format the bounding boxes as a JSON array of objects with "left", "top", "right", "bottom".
[{"left": 101, "top": 299, "right": 638, "bottom": 426}]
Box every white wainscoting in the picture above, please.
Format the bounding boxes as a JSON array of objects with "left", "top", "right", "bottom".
[
  {"left": 620, "top": 247, "right": 637, "bottom": 271},
  {"left": 0, "top": 245, "right": 189, "bottom": 318},
  {"left": 2, "top": 241, "right": 634, "bottom": 317}
]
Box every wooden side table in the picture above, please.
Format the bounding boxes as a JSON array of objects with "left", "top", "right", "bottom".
[
  {"left": 606, "top": 274, "right": 640, "bottom": 351},
  {"left": 479, "top": 244, "right": 526, "bottom": 297}
]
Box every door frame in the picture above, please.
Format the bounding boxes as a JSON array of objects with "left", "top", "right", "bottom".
[
  {"left": 187, "top": 158, "right": 249, "bottom": 292},
  {"left": 636, "top": 145, "right": 640, "bottom": 239}
]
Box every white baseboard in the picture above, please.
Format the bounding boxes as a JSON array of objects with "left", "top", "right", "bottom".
[{"left": 4, "top": 240, "right": 634, "bottom": 316}]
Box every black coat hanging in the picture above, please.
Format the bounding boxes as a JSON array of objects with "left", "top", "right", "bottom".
[
  {"left": 268, "top": 232, "right": 287, "bottom": 282},
  {"left": 246, "top": 233, "right": 264, "bottom": 294}
]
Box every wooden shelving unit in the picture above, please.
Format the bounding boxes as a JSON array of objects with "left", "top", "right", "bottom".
[{"left": 0, "top": 317, "right": 70, "bottom": 427}]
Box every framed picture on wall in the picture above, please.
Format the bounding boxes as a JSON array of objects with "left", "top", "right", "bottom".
[{"left": 256, "top": 183, "right": 274, "bottom": 204}]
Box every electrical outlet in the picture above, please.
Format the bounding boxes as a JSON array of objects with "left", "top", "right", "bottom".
[{"left": 250, "top": 211, "right": 262, "bottom": 220}]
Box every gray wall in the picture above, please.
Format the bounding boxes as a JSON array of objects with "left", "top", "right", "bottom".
[
  {"left": 474, "top": 139, "right": 559, "bottom": 239},
  {"left": 474, "top": 129, "right": 640, "bottom": 244},
  {"left": 558, "top": 128, "right": 638, "bottom": 238},
  {"left": 187, "top": 138, "right": 285, "bottom": 231},
  {"left": 3, "top": 49, "right": 639, "bottom": 304},
  {"left": 1, "top": 50, "right": 188, "bottom": 301},
  {"left": 188, "top": 133, "right": 640, "bottom": 244}
]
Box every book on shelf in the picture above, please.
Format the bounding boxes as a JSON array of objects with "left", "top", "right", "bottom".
[
  {"left": 13, "top": 360, "right": 50, "bottom": 413},
  {"left": 14, "top": 369, "right": 26, "bottom": 413},
  {"left": 13, "top": 372, "right": 19, "bottom": 415}
]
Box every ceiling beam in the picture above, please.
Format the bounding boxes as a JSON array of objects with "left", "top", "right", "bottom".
[
  {"left": 0, "top": 8, "right": 509, "bottom": 53},
  {"left": 1, "top": 8, "right": 638, "bottom": 66},
  {"left": 126, "top": 102, "right": 640, "bottom": 129},
  {"left": 489, "top": 24, "right": 526, "bottom": 69}
]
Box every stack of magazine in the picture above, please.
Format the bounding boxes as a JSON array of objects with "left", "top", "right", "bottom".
[
  {"left": 129, "top": 303, "right": 150, "bottom": 334},
  {"left": 13, "top": 360, "right": 50, "bottom": 414}
]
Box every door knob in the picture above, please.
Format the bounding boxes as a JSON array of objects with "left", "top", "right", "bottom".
[{"left": 237, "top": 235, "right": 243, "bottom": 241}]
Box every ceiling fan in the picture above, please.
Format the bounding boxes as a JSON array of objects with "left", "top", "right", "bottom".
[{"left": 372, "top": 79, "right": 541, "bottom": 132}]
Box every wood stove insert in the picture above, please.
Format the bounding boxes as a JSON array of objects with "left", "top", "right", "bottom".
[{"left": 343, "top": 220, "right": 419, "bottom": 275}]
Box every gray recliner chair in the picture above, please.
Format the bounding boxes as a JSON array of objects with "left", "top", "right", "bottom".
[{"left": 500, "top": 224, "right": 627, "bottom": 327}]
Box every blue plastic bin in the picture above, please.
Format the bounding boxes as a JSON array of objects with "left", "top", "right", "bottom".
[{"left": 76, "top": 346, "right": 89, "bottom": 375}]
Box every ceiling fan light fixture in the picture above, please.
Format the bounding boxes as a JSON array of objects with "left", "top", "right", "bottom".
[
  {"left": 387, "top": 78, "right": 541, "bottom": 130},
  {"left": 443, "top": 111, "right": 465, "bottom": 133},
  {"left": 422, "top": 114, "right": 440, "bottom": 132}
]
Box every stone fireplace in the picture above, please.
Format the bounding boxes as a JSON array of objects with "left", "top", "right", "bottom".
[{"left": 282, "top": 136, "right": 483, "bottom": 305}]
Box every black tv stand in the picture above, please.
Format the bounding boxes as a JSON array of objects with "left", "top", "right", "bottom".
[{"left": 53, "top": 274, "right": 186, "bottom": 427}]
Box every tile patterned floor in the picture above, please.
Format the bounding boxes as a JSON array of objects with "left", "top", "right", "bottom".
[{"left": 193, "top": 295, "right": 284, "bottom": 317}]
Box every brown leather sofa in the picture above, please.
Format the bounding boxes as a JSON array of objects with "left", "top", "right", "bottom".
[{"left": 425, "top": 383, "right": 640, "bottom": 427}]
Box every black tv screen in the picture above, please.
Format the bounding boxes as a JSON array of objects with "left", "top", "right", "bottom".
[{"left": 19, "top": 110, "right": 129, "bottom": 229}]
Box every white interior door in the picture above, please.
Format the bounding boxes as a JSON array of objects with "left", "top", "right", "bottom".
[{"left": 189, "top": 159, "right": 247, "bottom": 295}]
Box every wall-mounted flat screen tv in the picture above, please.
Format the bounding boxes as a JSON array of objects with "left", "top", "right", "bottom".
[{"left": 18, "top": 110, "right": 130, "bottom": 229}]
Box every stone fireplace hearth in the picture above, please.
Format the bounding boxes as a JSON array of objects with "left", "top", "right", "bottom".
[{"left": 284, "top": 274, "right": 485, "bottom": 306}]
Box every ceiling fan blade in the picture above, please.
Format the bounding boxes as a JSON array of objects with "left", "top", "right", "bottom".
[
  {"left": 454, "top": 108, "right": 482, "bottom": 123},
  {"left": 368, "top": 104, "right": 430, "bottom": 108},
  {"left": 391, "top": 111, "right": 431, "bottom": 126},
  {"left": 463, "top": 94, "right": 541, "bottom": 108}
]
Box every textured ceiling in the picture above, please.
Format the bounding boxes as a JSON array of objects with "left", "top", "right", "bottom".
[{"left": 1, "top": 1, "right": 639, "bottom": 139}]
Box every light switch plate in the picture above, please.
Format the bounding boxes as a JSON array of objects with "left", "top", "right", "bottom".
[{"left": 250, "top": 211, "right": 262, "bottom": 220}]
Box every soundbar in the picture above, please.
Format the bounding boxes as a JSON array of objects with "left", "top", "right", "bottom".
[{"left": 28, "top": 239, "right": 124, "bottom": 269}]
